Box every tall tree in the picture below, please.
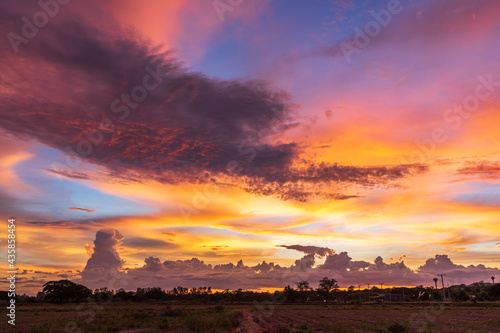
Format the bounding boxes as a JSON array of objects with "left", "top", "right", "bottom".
[
  {"left": 296, "top": 280, "right": 310, "bottom": 302},
  {"left": 296, "top": 280, "right": 310, "bottom": 291},
  {"left": 318, "top": 277, "right": 338, "bottom": 303},
  {"left": 283, "top": 285, "right": 298, "bottom": 303}
]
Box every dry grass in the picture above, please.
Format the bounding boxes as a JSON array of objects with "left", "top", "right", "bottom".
[{"left": 1, "top": 302, "right": 499, "bottom": 332}]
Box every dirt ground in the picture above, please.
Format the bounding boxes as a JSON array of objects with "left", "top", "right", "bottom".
[{"left": 1, "top": 302, "right": 500, "bottom": 332}]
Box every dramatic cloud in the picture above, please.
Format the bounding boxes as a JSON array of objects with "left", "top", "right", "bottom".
[
  {"left": 242, "top": 163, "right": 428, "bottom": 201},
  {"left": 320, "top": 251, "right": 368, "bottom": 271},
  {"left": 82, "top": 229, "right": 124, "bottom": 282},
  {"left": 0, "top": 1, "right": 428, "bottom": 202},
  {"left": 80, "top": 232, "right": 500, "bottom": 290},
  {"left": 417, "top": 254, "right": 500, "bottom": 285}
]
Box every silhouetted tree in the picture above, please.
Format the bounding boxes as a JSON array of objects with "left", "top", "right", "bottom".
[
  {"left": 283, "top": 285, "right": 298, "bottom": 303},
  {"left": 451, "top": 288, "right": 469, "bottom": 302},
  {"left": 145, "top": 287, "right": 165, "bottom": 300},
  {"left": 318, "top": 277, "right": 338, "bottom": 302},
  {"left": 115, "top": 288, "right": 134, "bottom": 301},
  {"left": 433, "top": 277, "right": 438, "bottom": 289},
  {"left": 490, "top": 283, "right": 500, "bottom": 299},
  {"left": 296, "top": 280, "right": 310, "bottom": 291},
  {"left": 42, "top": 280, "right": 92, "bottom": 303},
  {"left": 296, "top": 280, "right": 311, "bottom": 302}
]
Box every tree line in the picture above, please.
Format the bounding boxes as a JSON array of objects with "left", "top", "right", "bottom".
[{"left": 2, "top": 277, "right": 499, "bottom": 304}]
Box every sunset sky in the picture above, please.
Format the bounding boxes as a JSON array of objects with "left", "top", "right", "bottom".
[{"left": 1, "top": 0, "right": 500, "bottom": 294}]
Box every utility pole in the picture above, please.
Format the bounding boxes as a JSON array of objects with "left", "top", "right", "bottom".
[
  {"left": 357, "top": 285, "right": 361, "bottom": 300},
  {"left": 437, "top": 274, "right": 446, "bottom": 301}
]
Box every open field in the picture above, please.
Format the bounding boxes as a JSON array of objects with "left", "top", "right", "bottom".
[
  {"left": 261, "top": 303, "right": 500, "bottom": 332},
  {"left": 1, "top": 302, "right": 500, "bottom": 332}
]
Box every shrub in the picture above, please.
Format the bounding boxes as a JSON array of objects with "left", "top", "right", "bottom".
[
  {"left": 162, "top": 307, "right": 185, "bottom": 316},
  {"left": 132, "top": 309, "right": 147, "bottom": 320},
  {"left": 451, "top": 288, "right": 470, "bottom": 302},
  {"left": 490, "top": 284, "right": 500, "bottom": 299},
  {"left": 159, "top": 318, "right": 169, "bottom": 329},
  {"left": 277, "top": 324, "right": 292, "bottom": 333},
  {"left": 387, "top": 322, "right": 409, "bottom": 333}
]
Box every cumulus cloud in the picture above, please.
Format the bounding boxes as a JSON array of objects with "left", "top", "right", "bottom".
[
  {"left": 80, "top": 233, "right": 500, "bottom": 290},
  {"left": 417, "top": 254, "right": 500, "bottom": 285},
  {"left": 81, "top": 229, "right": 124, "bottom": 281},
  {"left": 0, "top": 1, "right": 428, "bottom": 202},
  {"left": 419, "top": 254, "right": 457, "bottom": 272}
]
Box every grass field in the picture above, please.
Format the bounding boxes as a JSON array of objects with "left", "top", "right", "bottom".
[{"left": 1, "top": 302, "right": 500, "bottom": 332}]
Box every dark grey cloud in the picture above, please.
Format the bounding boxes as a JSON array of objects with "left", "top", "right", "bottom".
[
  {"left": 0, "top": 1, "right": 430, "bottom": 202},
  {"left": 277, "top": 244, "right": 335, "bottom": 257}
]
